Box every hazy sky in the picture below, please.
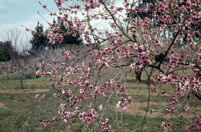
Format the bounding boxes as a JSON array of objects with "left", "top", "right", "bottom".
[
  {"left": 0, "top": 0, "right": 58, "bottom": 41},
  {"left": 0, "top": 0, "right": 58, "bottom": 25},
  {"left": 0, "top": 0, "right": 124, "bottom": 43}
]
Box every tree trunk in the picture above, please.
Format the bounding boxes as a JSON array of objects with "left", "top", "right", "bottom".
[
  {"left": 135, "top": 70, "right": 142, "bottom": 82},
  {"left": 6, "top": 69, "right": 9, "bottom": 80},
  {"left": 6, "top": 62, "right": 9, "bottom": 79},
  {"left": 18, "top": 66, "right": 24, "bottom": 89},
  {"left": 19, "top": 70, "right": 23, "bottom": 89},
  {"left": 34, "top": 64, "right": 37, "bottom": 79}
]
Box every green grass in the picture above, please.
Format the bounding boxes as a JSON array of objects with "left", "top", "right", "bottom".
[
  {"left": 0, "top": 72, "right": 200, "bottom": 132},
  {"left": 0, "top": 92, "right": 63, "bottom": 132},
  {"left": 0, "top": 78, "right": 51, "bottom": 90}
]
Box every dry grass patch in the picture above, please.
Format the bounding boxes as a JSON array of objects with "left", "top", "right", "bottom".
[
  {"left": 0, "top": 102, "right": 4, "bottom": 108},
  {"left": 0, "top": 89, "right": 49, "bottom": 94},
  {"left": 117, "top": 102, "right": 201, "bottom": 119},
  {"left": 124, "top": 84, "right": 160, "bottom": 96},
  {"left": 125, "top": 102, "right": 170, "bottom": 118},
  {"left": 124, "top": 87, "right": 148, "bottom": 96}
]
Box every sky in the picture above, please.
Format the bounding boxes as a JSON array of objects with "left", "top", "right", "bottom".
[
  {"left": 0, "top": 0, "right": 125, "bottom": 45},
  {"left": 0, "top": 0, "right": 58, "bottom": 41}
]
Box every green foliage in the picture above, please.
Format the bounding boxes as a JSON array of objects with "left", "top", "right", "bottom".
[
  {"left": 0, "top": 77, "right": 200, "bottom": 131},
  {"left": 58, "top": 20, "right": 82, "bottom": 45},
  {"left": 30, "top": 22, "right": 49, "bottom": 53},
  {"left": 129, "top": 0, "right": 200, "bottom": 43},
  {"left": 48, "top": 19, "right": 82, "bottom": 49},
  {"left": 30, "top": 20, "right": 83, "bottom": 52},
  {"left": 0, "top": 41, "right": 11, "bottom": 62}
]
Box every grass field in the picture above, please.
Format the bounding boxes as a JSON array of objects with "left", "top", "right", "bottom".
[{"left": 0, "top": 74, "right": 200, "bottom": 131}]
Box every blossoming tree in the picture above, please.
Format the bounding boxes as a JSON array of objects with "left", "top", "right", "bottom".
[{"left": 34, "top": 0, "right": 200, "bottom": 131}]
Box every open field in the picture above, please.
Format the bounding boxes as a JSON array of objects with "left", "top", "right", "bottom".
[{"left": 0, "top": 74, "right": 200, "bottom": 131}]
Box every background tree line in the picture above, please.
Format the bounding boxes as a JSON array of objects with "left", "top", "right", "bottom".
[
  {"left": 0, "top": 18, "right": 83, "bottom": 62},
  {"left": 0, "top": 19, "right": 83, "bottom": 90},
  {"left": 30, "top": 19, "right": 82, "bottom": 54}
]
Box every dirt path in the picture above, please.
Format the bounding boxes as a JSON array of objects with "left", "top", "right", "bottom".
[
  {"left": 0, "top": 102, "right": 4, "bottom": 108},
  {"left": 0, "top": 89, "right": 49, "bottom": 94},
  {"left": 115, "top": 102, "right": 201, "bottom": 119}
]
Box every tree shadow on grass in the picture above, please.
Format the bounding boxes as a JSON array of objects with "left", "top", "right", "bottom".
[{"left": 125, "top": 79, "right": 148, "bottom": 84}]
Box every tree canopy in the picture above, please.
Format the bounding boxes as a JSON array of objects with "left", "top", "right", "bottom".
[
  {"left": 48, "top": 19, "right": 83, "bottom": 49},
  {"left": 30, "top": 20, "right": 83, "bottom": 53},
  {"left": 0, "top": 41, "right": 11, "bottom": 62},
  {"left": 30, "top": 22, "right": 49, "bottom": 53}
]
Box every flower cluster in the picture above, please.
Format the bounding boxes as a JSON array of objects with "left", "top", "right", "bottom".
[
  {"left": 161, "top": 122, "right": 171, "bottom": 132},
  {"left": 34, "top": 0, "right": 201, "bottom": 131},
  {"left": 116, "top": 96, "right": 132, "bottom": 111},
  {"left": 79, "top": 108, "right": 98, "bottom": 124},
  {"left": 182, "top": 117, "right": 201, "bottom": 131},
  {"left": 101, "top": 118, "right": 112, "bottom": 132}
]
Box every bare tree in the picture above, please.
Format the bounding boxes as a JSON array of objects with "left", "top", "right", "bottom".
[{"left": 3, "top": 27, "right": 31, "bottom": 89}]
